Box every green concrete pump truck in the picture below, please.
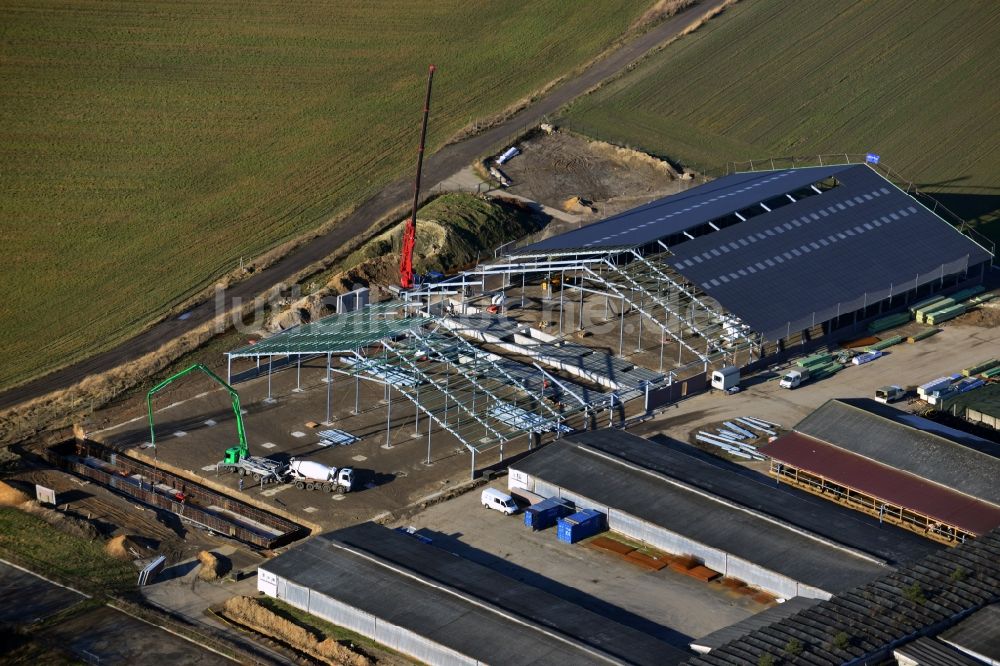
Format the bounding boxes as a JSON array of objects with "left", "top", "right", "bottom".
[{"left": 146, "top": 363, "right": 286, "bottom": 484}]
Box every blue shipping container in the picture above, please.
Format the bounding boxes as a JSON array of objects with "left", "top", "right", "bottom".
[
  {"left": 557, "top": 509, "right": 607, "bottom": 544},
  {"left": 524, "top": 497, "right": 574, "bottom": 531}
]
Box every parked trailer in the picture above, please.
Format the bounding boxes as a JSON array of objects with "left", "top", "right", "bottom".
[
  {"left": 852, "top": 350, "right": 883, "bottom": 366},
  {"left": 495, "top": 146, "right": 520, "bottom": 165}
]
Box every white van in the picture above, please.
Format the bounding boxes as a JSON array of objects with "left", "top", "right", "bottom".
[{"left": 481, "top": 488, "right": 518, "bottom": 515}]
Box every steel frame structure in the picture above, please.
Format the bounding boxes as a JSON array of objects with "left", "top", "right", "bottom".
[
  {"left": 415, "top": 245, "right": 764, "bottom": 372},
  {"left": 225, "top": 306, "right": 596, "bottom": 476}
]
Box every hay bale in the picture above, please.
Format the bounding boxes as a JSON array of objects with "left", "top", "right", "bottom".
[
  {"left": 198, "top": 550, "right": 219, "bottom": 581},
  {"left": 0, "top": 480, "right": 30, "bottom": 506}
]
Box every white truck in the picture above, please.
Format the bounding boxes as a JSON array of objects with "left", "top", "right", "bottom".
[
  {"left": 779, "top": 368, "right": 810, "bottom": 389},
  {"left": 286, "top": 459, "right": 354, "bottom": 493},
  {"left": 875, "top": 385, "right": 905, "bottom": 404}
]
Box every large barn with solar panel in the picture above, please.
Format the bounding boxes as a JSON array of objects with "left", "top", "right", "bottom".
[
  {"left": 426, "top": 160, "right": 993, "bottom": 369},
  {"left": 222, "top": 157, "right": 994, "bottom": 473}
]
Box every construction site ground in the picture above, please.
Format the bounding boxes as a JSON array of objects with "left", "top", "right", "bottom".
[
  {"left": 465, "top": 283, "right": 732, "bottom": 378},
  {"left": 4, "top": 465, "right": 233, "bottom": 565},
  {"left": 497, "top": 130, "right": 692, "bottom": 236},
  {"left": 92, "top": 358, "right": 536, "bottom": 535},
  {"left": 392, "top": 479, "right": 767, "bottom": 648}
]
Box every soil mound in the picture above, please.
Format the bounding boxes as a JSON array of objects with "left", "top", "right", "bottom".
[
  {"left": 0, "top": 480, "right": 29, "bottom": 506},
  {"left": 19, "top": 500, "right": 100, "bottom": 540},
  {"left": 105, "top": 534, "right": 146, "bottom": 560},
  {"left": 563, "top": 196, "right": 596, "bottom": 213}
]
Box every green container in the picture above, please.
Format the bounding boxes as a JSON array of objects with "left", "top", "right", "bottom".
[{"left": 983, "top": 367, "right": 1000, "bottom": 379}]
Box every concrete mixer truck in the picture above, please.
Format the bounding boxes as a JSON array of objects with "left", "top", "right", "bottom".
[{"left": 286, "top": 459, "right": 354, "bottom": 494}]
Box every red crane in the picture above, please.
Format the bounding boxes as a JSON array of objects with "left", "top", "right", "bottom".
[{"left": 399, "top": 64, "right": 436, "bottom": 289}]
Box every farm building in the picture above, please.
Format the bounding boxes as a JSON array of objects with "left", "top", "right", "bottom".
[
  {"left": 422, "top": 161, "right": 993, "bottom": 371},
  {"left": 686, "top": 526, "right": 1000, "bottom": 666},
  {"left": 689, "top": 597, "right": 820, "bottom": 655},
  {"left": 936, "top": 603, "right": 1000, "bottom": 665},
  {"left": 257, "top": 522, "right": 689, "bottom": 666},
  {"left": 507, "top": 430, "right": 941, "bottom": 600},
  {"left": 761, "top": 398, "right": 1000, "bottom": 544},
  {"left": 943, "top": 382, "right": 1000, "bottom": 431}
]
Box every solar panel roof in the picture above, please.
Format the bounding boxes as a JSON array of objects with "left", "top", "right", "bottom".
[
  {"left": 666, "top": 165, "right": 992, "bottom": 338},
  {"left": 227, "top": 302, "right": 421, "bottom": 357},
  {"left": 518, "top": 164, "right": 856, "bottom": 253}
]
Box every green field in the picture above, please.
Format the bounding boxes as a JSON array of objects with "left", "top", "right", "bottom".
[
  {"left": 0, "top": 507, "right": 135, "bottom": 594},
  {"left": 562, "top": 0, "right": 1000, "bottom": 238},
  {"left": 0, "top": 0, "right": 653, "bottom": 391}
]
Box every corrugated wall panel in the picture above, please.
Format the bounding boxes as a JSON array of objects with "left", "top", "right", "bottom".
[
  {"left": 308, "top": 591, "right": 377, "bottom": 637},
  {"left": 528, "top": 475, "right": 831, "bottom": 600},
  {"left": 373, "top": 621, "right": 477, "bottom": 666},
  {"left": 283, "top": 579, "right": 310, "bottom": 609}
]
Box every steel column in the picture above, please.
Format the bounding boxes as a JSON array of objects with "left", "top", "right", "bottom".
[
  {"left": 385, "top": 382, "right": 392, "bottom": 448},
  {"left": 325, "top": 352, "right": 332, "bottom": 424},
  {"left": 266, "top": 355, "right": 273, "bottom": 401}
]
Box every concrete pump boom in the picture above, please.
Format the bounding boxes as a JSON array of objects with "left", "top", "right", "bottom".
[{"left": 146, "top": 363, "right": 248, "bottom": 463}]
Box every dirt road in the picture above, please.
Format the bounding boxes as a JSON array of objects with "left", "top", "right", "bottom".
[{"left": 0, "top": 0, "right": 729, "bottom": 412}]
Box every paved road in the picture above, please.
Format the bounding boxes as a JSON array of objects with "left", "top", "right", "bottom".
[
  {"left": 0, "top": 0, "right": 728, "bottom": 412},
  {"left": 0, "top": 559, "right": 86, "bottom": 623}
]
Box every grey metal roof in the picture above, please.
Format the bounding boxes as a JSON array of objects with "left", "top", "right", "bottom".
[
  {"left": 895, "top": 637, "right": 986, "bottom": 666},
  {"left": 574, "top": 431, "right": 941, "bottom": 565},
  {"left": 690, "top": 597, "right": 820, "bottom": 653},
  {"left": 685, "top": 527, "right": 1000, "bottom": 666},
  {"left": 519, "top": 165, "right": 856, "bottom": 253},
  {"left": 794, "top": 398, "right": 1000, "bottom": 507},
  {"left": 665, "top": 165, "right": 991, "bottom": 338},
  {"left": 263, "top": 523, "right": 688, "bottom": 666},
  {"left": 511, "top": 433, "right": 890, "bottom": 594},
  {"left": 939, "top": 603, "right": 1000, "bottom": 663}
]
